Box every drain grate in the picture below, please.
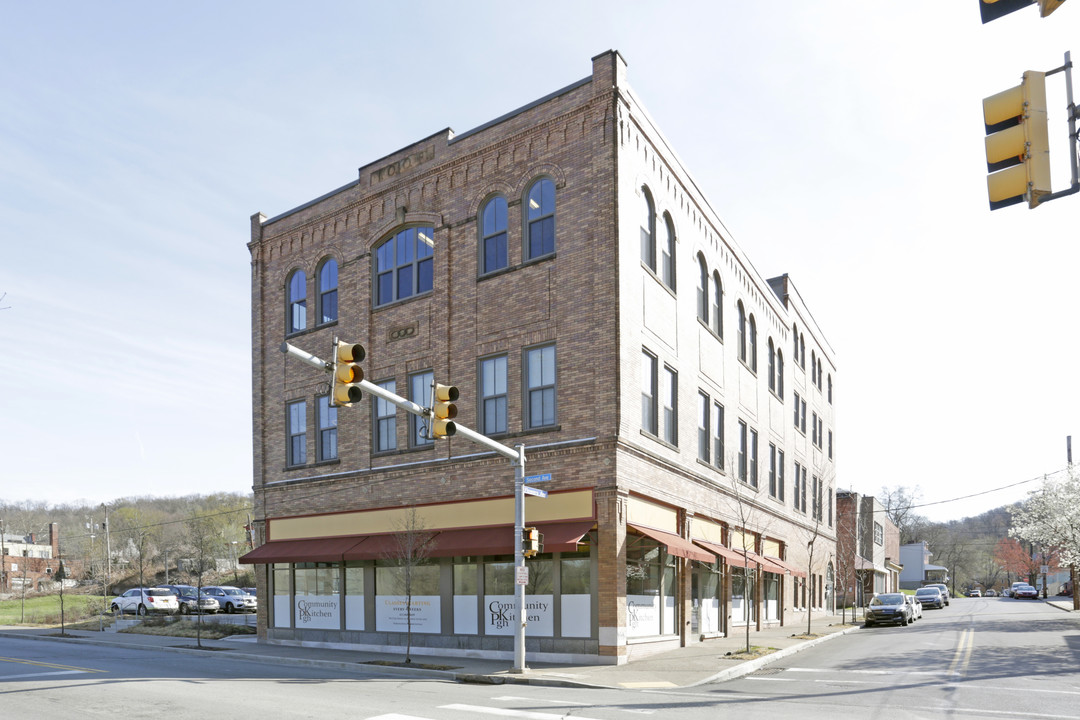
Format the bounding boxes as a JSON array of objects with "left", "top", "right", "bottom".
[{"left": 748, "top": 668, "right": 784, "bottom": 676}]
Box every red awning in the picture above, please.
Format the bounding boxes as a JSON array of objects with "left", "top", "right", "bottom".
[
  {"left": 764, "top": 555, "right": 808, "bottom": 578},
  {"left": 343, "top": 534, "right": 403, "bottom": 560},
  {"left": 629, "top": 524, "right": 716, "bottom": 563},
  {"left": 534, "top": 520, "right": 594, "bottom": 553},
  {"left": 239, "top": 536, "right": 364, "bottom": 564},
  {"left": 694, "top": 539, "right": 750, "bottom": 565}
]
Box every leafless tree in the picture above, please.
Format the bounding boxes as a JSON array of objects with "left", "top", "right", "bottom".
[
  {"left": 386, "top": 508, "right": 437, "bottom": 663},
  {"left": 184, "top": 511, "right": 225, "bottom": 648},
  {"left": 879, "top": 485, "right": 924, "bottom": 545}
]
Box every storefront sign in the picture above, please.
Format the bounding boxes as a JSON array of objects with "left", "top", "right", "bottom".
[
  {"left": 294, "top": 595, "right": 340, "bottom": 630},
  {"left": 626, "top": 594, "right": 660, "bottom": 637},
  {"left": 484, "top": 594, "right": 553, "bottom": 636},
  {"left": 375, "top": 595, "right": 441, "bottom": 633}
]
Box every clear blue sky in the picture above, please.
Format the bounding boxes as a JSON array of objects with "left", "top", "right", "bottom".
[{"left": 1, "top": 1, "right": 1076, "bottom": 521}]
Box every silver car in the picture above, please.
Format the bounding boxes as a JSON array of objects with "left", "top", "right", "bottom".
[
  {"left": 905, "top": 594, "right": 923, "bottom": 621},
  {"left": 202, "top": 585, "right": 257, "bottom": 613}
]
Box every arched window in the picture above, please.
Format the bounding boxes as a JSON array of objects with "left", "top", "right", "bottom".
[
  {"left": 480, "top": 196, "right": 508, "bottom": 274},
  {"left": 768, "top": 339, "right": 776, "bottom": 392},
  {"left": 777, "top": 349, "right": 785, "bottom": 398},
  {"left": 800, "top": 334, "right": 806, "bottom": 368},
  {"left": 640, "top": 188, "right": 655, "bottom": 271},
  {"left": 660, "top": 213, "right": 676, "bottom": 290},
  {"left": 287, "top": 269, "right": 306, "bottom": 334},
  {"left": 793, "top": 323, "right": 799, "bottom": 357},
  {"left": 712, "top": 272, "right": 723, "bottom": 338},
  {"left": 737, "top": 301, "right": 747, "bottom": 362},
  {"left": 828, "top": 374, "right": 833, "bottom": 403},
  {"left": 375, "top": 227, "right": 434, "bottom": 306},
  {"left": 526, "top": 178, "right": 555, "bottom": 259},
  {"left": 811, "top": 350, "right": 817, "bottom": 384},
  {"left": 748, "top": 314, "right": 758, "bottom": 372},
  {"left": 317, "top": 258, "right": 338, "bottom": 325},
  {"left": 697, "top": 255, "right": 708, "bottom": 323}
]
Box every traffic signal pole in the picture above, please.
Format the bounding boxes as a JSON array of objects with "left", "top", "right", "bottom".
[{"left": 280, "top": 341, "right": 533, "bottom": 672}]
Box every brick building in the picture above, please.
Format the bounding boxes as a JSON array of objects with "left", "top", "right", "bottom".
[
  {"left": 242, "top": 50, "right": 838, "bottom": 664},
  {"left": 0, "top": 523, "right": 61, "bottom": 594},
  {"left": 835, "top": 491, "right": 901, "bottom": 607}
]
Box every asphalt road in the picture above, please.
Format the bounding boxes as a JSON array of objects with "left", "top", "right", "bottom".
[{"left": 2, "top": 597, "right": 1078, "bottom": 719}]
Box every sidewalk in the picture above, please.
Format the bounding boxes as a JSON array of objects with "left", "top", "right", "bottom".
[{"left": 0, "top": 615, "right": 861, "bottom": 689}]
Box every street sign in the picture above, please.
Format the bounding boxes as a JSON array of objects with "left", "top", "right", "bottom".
[
  {"left": 516, "top": 566, "right": 529, "bottom": 585},
  {"left": 524, "top": 473, "right": 552, "bottom": 484},
  {"left": 522, "top": 485, "right": 548, "bottom": 498}
]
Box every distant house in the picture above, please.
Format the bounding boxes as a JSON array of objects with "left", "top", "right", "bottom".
[
  {"left": 899, "top": 541, "right": 949, "bottom": 590},
  {"left": 0, "top": 523, "right": 62, "bottom": 594}
]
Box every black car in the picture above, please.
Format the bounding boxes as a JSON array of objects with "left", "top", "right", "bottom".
[
  {"left": 159, "top": 584, "right": 220, "bottom": 615},
  {"left": 865, "top": 593, "right": 912, "bottom": 627}
]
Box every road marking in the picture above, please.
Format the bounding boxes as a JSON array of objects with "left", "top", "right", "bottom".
[
  {"left": 948, "top": 627, "right": 975, "bottom": 677},
  {"left": 1, "top": 669, "right": 91, "bottom": 681},
  {"left": 0, "top": 656, "right": 105, "bottom": 675},
  {"left": 441, "top": 704, "right": 607, "bottom": 719},
  {"left": 492, "top": 696, "right": 654, "bottom": 714}
]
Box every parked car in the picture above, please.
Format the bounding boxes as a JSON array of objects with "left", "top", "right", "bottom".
[
  {"left": 202, "top": 585, "right": 258, "bottom": 613},
  {"left": 1013, "top": 584, "right": 1040, "bottom": 599},
  {"left": 967, "top": 588, "right": 982, "bottom": 597},
  {"left": 865, "top": 593, "right": 912, "bottom": 627},
  {"left": 1010, "top": 581, "right": 1028, "bottom": 596},
  {"left": 242, "top": 587, "right": 257, "bottom": 597},
  {"left": 905, "top": 594, "right": 923, "bottom": 621},
  {"left": 111, "top": 587, "right": 180, "bottom": 616},
  {"left": 984, "top": 589, "right": 997, "bottom": 597},
  {"left": 926, "top": 583, "right": 951, "bottom": 606},
  {"left": 915, "top": 586, "right": 945, "bottom": 609},
  {"left": 159, "top": 584, "right": 220, "bottom": 615}
]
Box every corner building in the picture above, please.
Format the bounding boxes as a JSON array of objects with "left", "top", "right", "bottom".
[{"left": 244, "top": 51, "right": 838, "bottom": 665}]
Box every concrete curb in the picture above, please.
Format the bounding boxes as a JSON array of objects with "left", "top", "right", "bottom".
[{"left": 687, "top": 624, "right": 862, "bottom": 687}]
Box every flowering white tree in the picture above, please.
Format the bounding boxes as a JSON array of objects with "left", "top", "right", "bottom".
[{"left": 1010, "top": 469, "right": 1080, "bottom": 610}]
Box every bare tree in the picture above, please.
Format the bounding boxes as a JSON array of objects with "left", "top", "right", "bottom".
[
  {"left": 879, "top": 485, "right": 924, "bottom": 544},
  {"left": 725, "top": 469, "right": 778, "bottom": 654},
  {"left": 386, "top": 508, "right": 436, "bottom": 663},
  {"left": 184, "top": 511, "right": 225, "bottom": 648}
]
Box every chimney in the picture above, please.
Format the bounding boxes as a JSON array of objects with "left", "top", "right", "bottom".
[{"left": 50, "top": 523, "right": 59, "bottom": 556}]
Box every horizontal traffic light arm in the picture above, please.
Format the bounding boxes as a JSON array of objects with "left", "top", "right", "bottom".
[{"left": 279, "top": 341, "right": 520, "bottom": 461}]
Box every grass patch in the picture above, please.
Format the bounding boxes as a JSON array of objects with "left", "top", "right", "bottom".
[
  {"left": 724, "top": 646, "right": 778, "bottom": 660},
  {"left": 0, "top": 594, "right": 108, "bottom": 626}
]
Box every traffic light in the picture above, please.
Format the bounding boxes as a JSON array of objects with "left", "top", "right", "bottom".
[
  {"left": 332, "top": 341, "right": 365, "bottom": 406},
  {"left": 522, "top": 527, "right": 543, "bottom": 557},
  {"left": 983, "top": 70, "right": 1051, "bottom": 210},
  {"left": 979, "top": 0, "right": 1066, "bottom": 23},
  {"left": 431, "top": 383, "right": 458, "bottom": 438}
]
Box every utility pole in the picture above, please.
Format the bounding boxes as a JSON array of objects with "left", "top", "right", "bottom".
[{"left": 0, "top": 517, "right": 6, "bottom": 594}]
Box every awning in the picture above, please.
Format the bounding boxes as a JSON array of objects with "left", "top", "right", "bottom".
[
  {"left": 629, "top": 524, "right": 716, "bottom": 563},
  {"left": 239, "top": 536, "right": 364, "bottom": 564},
  {"left": 693, "top": 539, "right": 748, "bottom": 565},
  {"left": 764, "top": 555, "right": 807, "bottom": 578},
  {"left": 242, "top": 521, "right": 596, "bottom": 564}
]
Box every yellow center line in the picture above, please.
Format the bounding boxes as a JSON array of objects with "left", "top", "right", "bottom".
[
  {"left": 0, "top": 656, "right": 106, "bottom": 674},
  {"left": 947, "top": 628, "right": 974, "bottom": 677}
]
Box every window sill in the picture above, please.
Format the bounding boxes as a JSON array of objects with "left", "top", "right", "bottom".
[{"left": 640, "top": 428, "right": 678, "bottom": 451}]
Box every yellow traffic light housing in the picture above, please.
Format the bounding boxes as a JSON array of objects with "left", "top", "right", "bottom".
[
  {"left": 431, "top": 383, "right": 458, "bottom": 438},
  {"left": 983, "top": 70, "right": 1051, "bottom": 210},
  {"left": 332, "top": 341, "right": 365, "bottom": 406},
  {"left": 522, "top": 527, "right": 543, "bottom": 557}
]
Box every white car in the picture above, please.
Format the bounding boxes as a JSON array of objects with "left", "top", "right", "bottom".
[
  {"left": 905, "top": 594, "right": 923, "bottom": 621},
  {"left": 201, "top": 585, "right": 258, "bottom": 613},
  {"left": 111, "top": 587, "right": 180, "bottom": 616}
]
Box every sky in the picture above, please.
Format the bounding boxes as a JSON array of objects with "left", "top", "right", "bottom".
[{"left": 1, "top": 1, "right": 1077, "bottom": 523}]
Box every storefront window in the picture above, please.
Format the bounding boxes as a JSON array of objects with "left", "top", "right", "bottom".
[
  {"left": 731, "top": 567, "right": 756, "bottom": 625},
  {"left": 626, "top": 536, "right": 665, "bottom": 637},
  {"left": 694, "top": 564, "right": 722, "bottom": 635},
  {"left": 293, "top": 562, "right": 341, "bottom": 630},
  {"left": 484, "top": 556, "right": 554, "bottom": 636},
  {"left": 663, "top": 554, "right": 678, "bottom": 635},
  {"left": 345, "top": 561, "right": 365, "bottom": 630},
  {"left": 454, "top": 560, "right": 478, "bottom": 635},
  {"left": 375, "top": 560, "right": 441, "bottom": 634},
  {"left": 561, "top": 553, "right": 591, "bottom": 637},
  {"left": 272, "top": 563, "right": 291, "bottom": 628},
  {"left": 764, "top": 573, "right": 780, "bottom": 621}
]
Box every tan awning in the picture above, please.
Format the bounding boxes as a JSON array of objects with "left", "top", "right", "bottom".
[
  {"left": 764, "top": 555, "right": 808, "bottom": 578},
  {"left": 629, "top": 524, "right": 716, "bottom": 563}
]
